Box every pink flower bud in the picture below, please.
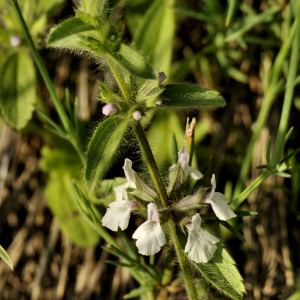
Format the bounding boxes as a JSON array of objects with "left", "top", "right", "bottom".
[
  {"left": 102, "top": 104, "right": 118, "bottom": 116},
  {"left": 133, "top": 111, "right": 142, "bottom": 120},
  {"left": 156, "top": 98, "right": 162, "bottom": 105},
  {"left": 10, "top": 36, "right": 21, "bottom": 47},
  {"left": 159, "top": 72, "right": 167, "bottom": 84}
]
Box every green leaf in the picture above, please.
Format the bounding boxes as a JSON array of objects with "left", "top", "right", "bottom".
[
  {"left": 185, "top": 242, "right": 245, "bottom": 299},
  {"left": 134, "top": 0, "right": 174, "bottom": 74},
  {"left": 85, "top": 117, "right": 128, "bottom": 190},
  {"left": 172, "top": 133, "right": 178, "bottom": 164},
  {"left": 46, "top": 18, "right": 95, "bottom": 46},
  {"left": 275, "top": 172, "right": 291, "bottom": 178},
  {"left": 135, "top": 173, "right": 158, "bottom": 201},
  {"left": 160, "top": 84, "right": 226, "bottom": 108},
  {"left": 82, "top": 0, "right": 106, "bottom": 16},
  {"left": 226, "top": 0, "right": 241, "bottom": 26},
  {"left": 220, "top": 221, "right": 246, "bottom": 243},
  {"left": 40, "top": 147, "right": 100, "bottom": 247},
  {"left": 234, "top": 210, "right": 257, "bottom": 217},
  {"left": 105, "top": 260, "right": 134, "bottom": 268},
  {"left": 280, "top": 148, "right": 300, "bottom": 164},
  {"left": 108, "top": 44, "right": 156, "bottom": 79},
  {"left": 124, "top": 285, "right": 154, "bottom": 299},
  {"left": 0, "top": 52, "right": 36, "bottom": 130},
  {"left": 0, "top": 245, "right": 13, "bottom": 271}
]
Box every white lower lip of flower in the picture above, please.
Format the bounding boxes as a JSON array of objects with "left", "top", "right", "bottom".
[
  {"left": 132, "top": 220, "right": 166, "bottom": 256},
  {"left": 101, "top": 201, "right": 131, "bottom": 231},
  {"left": 185, "top": 213, "right": 219, "bottom": 263},
  {"left": 210, "top": 192, "right": 237, "bottom": 221}
]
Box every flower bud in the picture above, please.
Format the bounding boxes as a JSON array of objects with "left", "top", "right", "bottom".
[
  {"left": 159, "top": 72, "right": 167, "bottom": 84},
  {"left": 156, "top": 98, "right": 162, "bottom": 105},
  {"left": 133, "top": 111, "right": 142, "bottom": 120},
  {"left": 10, "top": 36, "right": 21, "bottom": 47},
  {"left": 102, "top": 104, "right": 118, "bottom": 116}
]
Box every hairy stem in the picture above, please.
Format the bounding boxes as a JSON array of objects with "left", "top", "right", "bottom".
[
  {"left": 132, "top": 121, "right": 197, "bottom": 299},
  {"left": 169, "top": 220, "right": 198, "bottom": 300},
  {"left": 132, "top": 121, "right": 170, "bottom": 208}
]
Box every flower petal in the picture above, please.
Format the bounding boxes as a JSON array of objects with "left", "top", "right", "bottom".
[
  {"left": 123, "top": 189, "right": 140, "bottom": 210},
  {"left": 133, "top": 221, "right": 165, "bottom": 255},
  {"left": 185, "top": 213, "right": 219, "bottom": 263},
  {"left": 101, "top": 201, "right": 131, "bottom": 231},
  {"left": 178, "top": 146, "right": 189, "bottom": 174},
  {"left": 123, "top": 159, "right": 136, "bottom": 188},
  {"left": 188, "top": 166, "right": 203, "bottom": 180},
  {"left": 114, "top": 182, "right": 130, "bottom": 201},
  {"left": 147, "top": 203, "right": 160, "bottom": 223},
  {"left": 211, "top": 192, "right": 236, "bottom": 221}
]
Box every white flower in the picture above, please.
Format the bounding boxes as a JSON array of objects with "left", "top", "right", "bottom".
[
  {"left": 101, "top": 190, "right": 140, "bottom": 231},
  {"left": 132, "top": 203, "right": 166, "bottom": 256},
  {"left": 185, "top": 213, "right": 219, "bottom": 263},
  {"left": 114, "top": 159, "right": 137, "bottom": 201},
  {"left": 203, "top": 174, "right": 236, "bottom": 221},
  {"left": 170, "top": 146, "right": 203, "bottom": 180}
]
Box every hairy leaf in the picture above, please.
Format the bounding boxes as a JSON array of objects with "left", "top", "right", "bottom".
[
  {"left": 47, "top": 18, "right": 95, "bottom": 46},
  {"left": 187, "top": 243, "right": 246, "bottom": 299},
  {"left": 0, "top": 52, "right": 36, "bottom": 129},
  {"left": 108, "top": 44, "right": 156, "bottom": 79},
  {"left": 160, "top": 84, "right": 226, "bottom": 108},
  {"left": 85, "top": 117, "right": 128, "bottom": 190},
  {"left": 0, "top": 245, "right": 13, "bottom": 270}
]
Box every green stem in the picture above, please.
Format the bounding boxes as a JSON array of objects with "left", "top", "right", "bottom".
[
  {"left": 9, "top": 0, "right": 69, "bottom": 131},
  {"left": 132, "top": 121, "right": 170, "bottom": 208},
  {"left": 230, "top": 170, "right": 270, "bottom": 210},
  {"left": 233, "top": 17, "right": 298, "bottom": 199},
  {"left": 169, "top": 221, "right": 198, "bottom": 300},
  {"left": 269, "top": 18, "right": 300, "bottom": 168},
  {"left": 105, "top": 55, "right": 132, "bottom": 103},
  {"left": 132, "top": 121, "right": 197, "bottom": 299}
]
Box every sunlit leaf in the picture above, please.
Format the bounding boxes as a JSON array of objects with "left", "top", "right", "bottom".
[
  {"left": 0, "top": 245, "right": 13, "bottom": 271},
  {"left": 0, "top": 52, "right": 36, "bottom": 129},
  {"left": 108, "top": 44, "right": 156, "bottom": 79},
  {"left": 85, "top": 117, "right": 128, "bottom": 190},
  {"left": 46, "top": 18, "right": 95, "bottom": 46},
  {"left": 160, "top": 84, "right": 226, "bottom": 108}
]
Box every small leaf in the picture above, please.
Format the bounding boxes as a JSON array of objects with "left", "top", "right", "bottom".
[
  {"left": 256, "top": 165, "right": 268, "bottom": 169},
  {"left": 226, "top": 0, "right": 241, "bottom": 26},
  {"left": 280, "top": 148, "right": 300, "bottom": 164},
  {"left": 219, "top": 221, "right": 246, "bottom": 243},
  {"left": 108, "top": 44, "right": 156, "bottom": 79},
  {"left": 276, "top": 172, "right": 291, "bottom": 178},
  {"left": 266, "top": 136, "right": 271, "bottom": 164},
  {"left": 172, "top": 133, "right": 178, "bottom": 164},
  {"left": 102, "top": 246, "right": 135, "bottom": 264},
  {"left": 124, "top": 285, "right": 154, "bottom": 299},
  {"left": 135, "top": 173, "right": 158, "bottom": 201},
  {"left": 234, "top": 210, "right": 258, "bottom": 217},
  {"left": 284, "top": 127, "right": 294, "bottom": 147},
  {"left": 0, "top": 52, "right": 36, "bottom": 129},
  {"left": 105, "top": 260, "right": 134, "bottom": 268},
  {"left": 160, "top": 84, "right": 226, "bottom": 108},
  {"left": 167, "top": 163, "right": 186, "bottom": 196},
  {"left": 47, "top": 18, "right": 95, "bottom": 46},
  {"left": 0, "top": 245, "right": 13, "bottom": 271},
  {"left": 85, "top": 117, "right": 128, "bottom": 191}
]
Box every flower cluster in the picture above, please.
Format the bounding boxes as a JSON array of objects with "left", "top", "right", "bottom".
[{"left": 101, "top": 147, "right": 236, "bottom": 263}]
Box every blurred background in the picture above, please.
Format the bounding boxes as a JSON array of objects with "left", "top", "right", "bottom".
[{"left": 0, "top": 0, "right": 300, "bottom": 299}]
